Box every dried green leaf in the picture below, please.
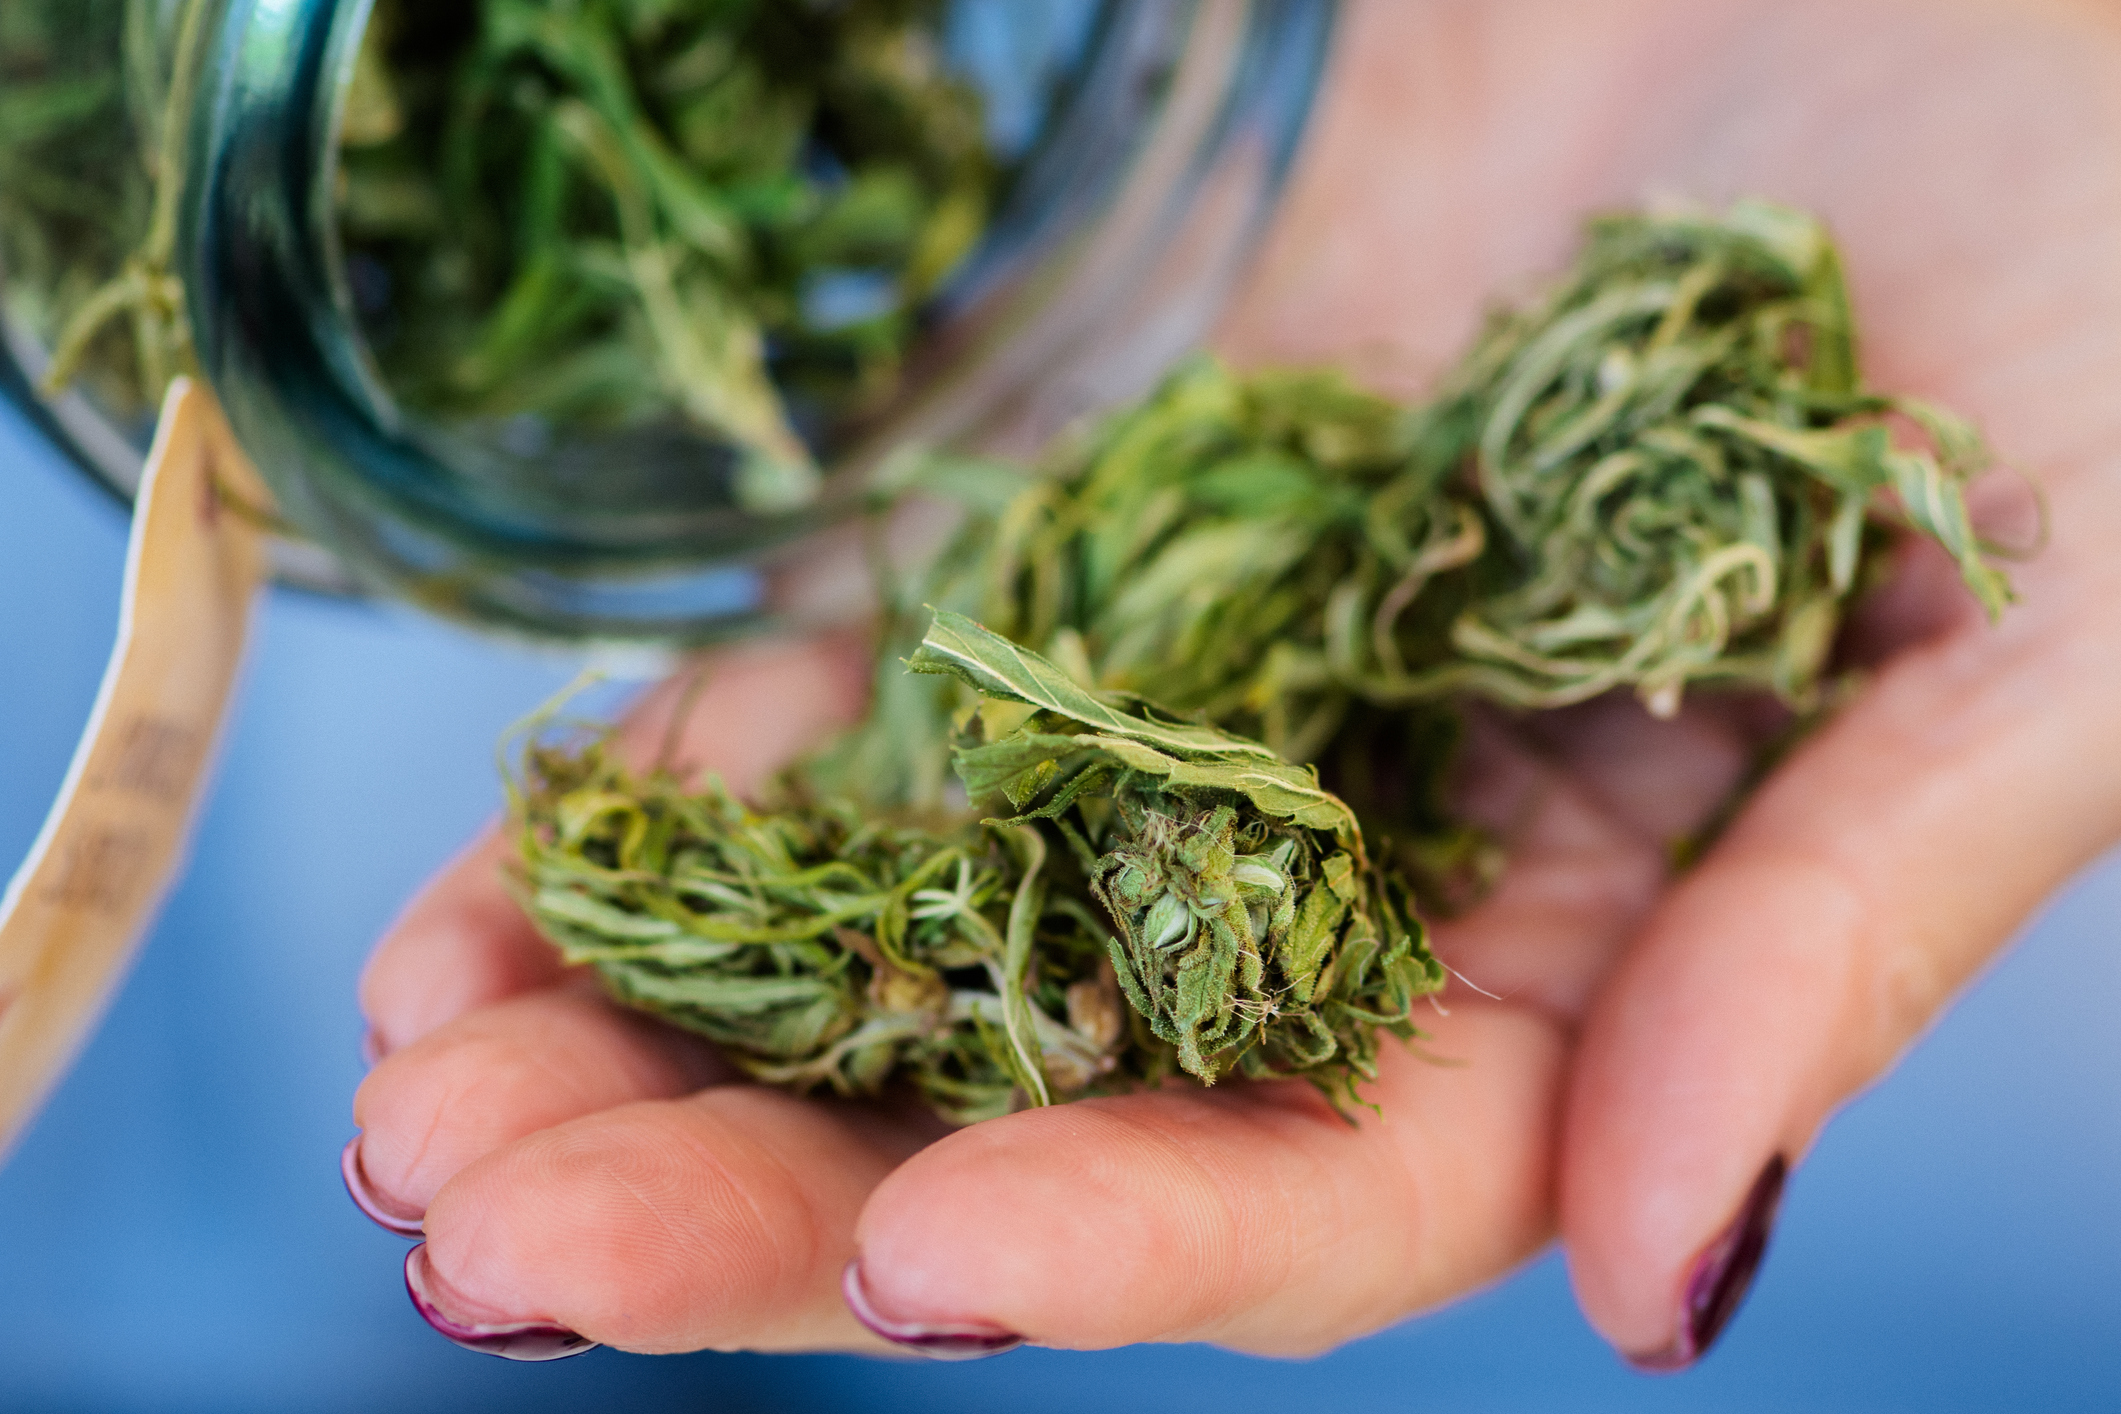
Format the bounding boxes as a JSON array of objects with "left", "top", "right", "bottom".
[{"left": 909, "top": 609, "right": 1288, "bottom": 765}]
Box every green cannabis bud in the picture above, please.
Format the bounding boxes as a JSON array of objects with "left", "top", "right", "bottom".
[
  {"left": 960, "top": 359, "right": 1433, "bottom": 763},
  {"left": 511, "top": 199, "right": 2018, "bottom": 1123},
  {"left": 1388, "top": 198, "right": 2013, "bottom": 714},
  {"left": 961, "top": 200, "right": 2011, "bottom": 736},
  {"left": 910, "top": 611, "right": 1439, "bottom": 1089},
  {"left": 908, "top": 203, "right": 2012, "bottom": 901},
  {"left": 513, "top": 613, "right": 1440, "bottom": 1124}
]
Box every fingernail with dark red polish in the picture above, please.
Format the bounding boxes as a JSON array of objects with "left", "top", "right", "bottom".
[
  {"left": 842, "top": 1260, "right": 1022, "bottom": 1360},
  {"left": 341, "top": 1135, "right": 425, "bottom": 1238},
  {"left": 404, "top": 1243, "right": 598, "bottom": 1362},
  {"left": 1629, "top": 1153, "right": 1788, "bottom": 1373}
]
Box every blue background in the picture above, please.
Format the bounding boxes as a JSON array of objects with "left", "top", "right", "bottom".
[{"left": 2, "top": 397, "right": 2117, "bottom": 1413}]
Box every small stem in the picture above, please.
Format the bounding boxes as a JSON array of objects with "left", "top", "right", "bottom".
[
  {"left": 998, "top": 826, "right": 1051, "bottom": 1107},
  {"left": 41, "top": 269, "right": 148, "bottom": 395}
]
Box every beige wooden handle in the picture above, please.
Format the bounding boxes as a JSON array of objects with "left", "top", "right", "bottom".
[{"left": 0, "top": 379, "right": 269, "bottom": 1158}]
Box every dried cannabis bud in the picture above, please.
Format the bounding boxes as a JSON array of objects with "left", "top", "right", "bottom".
[
  {"left": 961, "top": 359, "right": 1436, "bottom": 763},
  {"left": 512, "top": 612, "right": 1440, "bottom": 1123},
  {"left": 514, "top": 200, "right": 2018, "bottom": 1121},
  {"left": 963, "top": 200, "right": 2011, "bottom": 732},
  {"left": 910, "top": 611, "right": 1438, "bottom": 1087},
  {"left": 910, "top": 202, "right": 2010, "bottom": 898},
  {"left": 1384, "top": 198, "right": 2013, "bottom": 714},
  {"left": 935, "top": 358, "right": 1487, "bottom": 890}
]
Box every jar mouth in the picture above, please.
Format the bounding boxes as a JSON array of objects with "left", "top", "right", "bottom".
[{"left": 0, "top": 0, "right": 1336, "bottom": 643}]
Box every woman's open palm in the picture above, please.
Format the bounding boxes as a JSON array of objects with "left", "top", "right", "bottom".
[{"left": 348, "top": 0, "right": 2121, "bottom": 1367}]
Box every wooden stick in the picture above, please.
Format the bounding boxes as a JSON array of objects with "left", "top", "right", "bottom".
[{"left": 0, "top": 378, "right": 269, "bottom": 1158}]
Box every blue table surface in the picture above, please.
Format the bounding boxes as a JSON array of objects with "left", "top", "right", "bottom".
[{"left": 2, "top": 401, "right": 2118, "bottom": 1414}]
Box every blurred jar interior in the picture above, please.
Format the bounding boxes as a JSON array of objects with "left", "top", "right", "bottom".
[{"left": 0, "top": 0, "right": 1334, "bottom": 641}]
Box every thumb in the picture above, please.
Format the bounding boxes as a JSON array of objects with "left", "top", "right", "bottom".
[{"left": 1563, "top": 506, "right": 2121, "bottom": 1367}]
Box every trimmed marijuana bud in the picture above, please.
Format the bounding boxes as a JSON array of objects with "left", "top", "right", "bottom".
[
  {"left": 902, "top": 203, "right": 2010, "bottom": 894},
  {"left": 909, "top": 610, "right": 1439, "bottom": 1090},
  {"left": 958, "top": 199, "right": 2011, "bottom": 736},
  {"left": 511, "top": 750, "right": 1064, "bottom": 1126},
  {"left": 961, "top": 358, "right": 1438, "bottom": 764},
  {"left": 509, "top": 198, "right": 2018, "bottom": 1122},
  {"left": 1382, "top": 197, "right": 2012, "bottom": 715},
  {"left": 511, "top": 612, "right": 1440, "bottom": 1124}
]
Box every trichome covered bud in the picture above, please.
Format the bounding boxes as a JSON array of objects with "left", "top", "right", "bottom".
[
  {"left": 911, "top": 610, "right": 1440, "bottom": 1093},
  {"left": 960, "top": 200, "right": 2014, "bottom": 733},
  {"left": 511, "top": 612, "right": 1441, "bottom": 1124},
  {"left": 511, "top": 199, "right": 2022, "bottom": 1125},
  {"left": 1376, "top": 198, "right": 2014, "bottom": 714}
]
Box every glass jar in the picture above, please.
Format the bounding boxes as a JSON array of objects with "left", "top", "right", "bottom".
[{"left": 0, "top": 0, "right": 1335, "bottom": 640}]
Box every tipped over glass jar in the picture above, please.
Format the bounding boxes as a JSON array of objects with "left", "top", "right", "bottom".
[{"left": 0, "top": 0, "right": 1334, "bottom": 640}]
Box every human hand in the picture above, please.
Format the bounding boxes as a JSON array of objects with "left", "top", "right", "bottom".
[{"left": 346, "top": 0, "right": 2121, "bottom": 1367}]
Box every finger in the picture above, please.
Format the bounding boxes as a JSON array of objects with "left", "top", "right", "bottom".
[
  {"left": 360, "top": 633, "right": 871, "bottom": 1054},
  {"left": 358, "top": 826, "right": 564, "bottom": 1060},
  {"left": 417, "top": 1086, "right": 916, "bottom": 1354},
  {"left": 846, "top": 1004, "right": 1563, "bottom": 1357},
  {"left": 1563, "top": 483, "right": 2121, "bottom": 1366},
  {"left": 609, "top": 629, "right": 874, "bottom": 795},
  {"left": 349, "top": 987, "right": 732, "bottom": 1228}
]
